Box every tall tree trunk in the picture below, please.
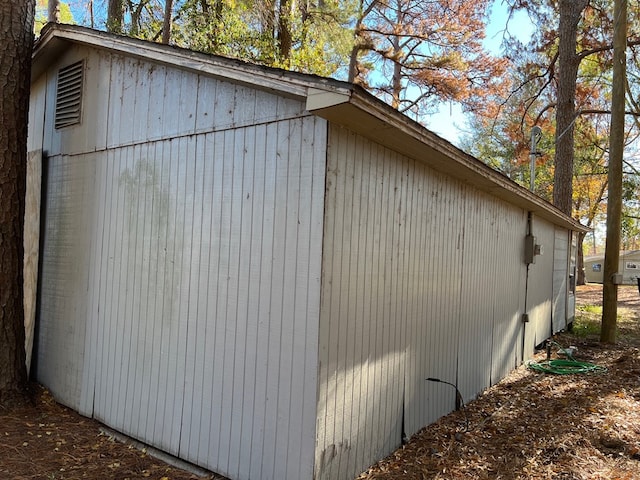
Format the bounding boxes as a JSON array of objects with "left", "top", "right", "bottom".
[
  {"left": 577, "top": 232, "right": 586, "bottom": 285},
  {"left": 162, "top": 0, "right": 174, "bottom": 44},
  {"left": 553, "top": 0, "right": 588, "bottom": 215},
  {"left": 391, "top": 34, "right": 402, "bottom": 109},
  {"left": 601, "top": 0, "right": 627, "bottom": 343},
  {"left": 0, "top": 0, "right": 34, "bottom": 407},
  {"left": 107, "top": 0, "right": 123, "bottom": 33},
  {"left": 277, "top": 0, "right": 292, "bottom": 65},
  {"left": 48, "top": 0, "right": 60, "bottom": 22}
]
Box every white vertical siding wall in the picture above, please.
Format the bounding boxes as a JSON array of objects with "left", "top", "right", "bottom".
[
  {"left": 523, "top": 217, "right": 556, "bottom": 359},
  {"left": 553, "top": 227, "right": 569, "bottom": 332},
  {"left": 35, "top": 154, "right": 96, "bottom": 408},
  {"left": 316, "top": 125, "right": 528, "bottom": 480},
  {"left": 33, "top": 50, "right": 326, "bottom": 480}
]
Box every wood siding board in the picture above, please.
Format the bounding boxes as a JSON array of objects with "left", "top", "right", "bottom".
[
  {"left": 206, "top": 129, "right": 227, "bottom": 470},
  {"left": 174, "top": 136, "right": 199, "bottom": 455},
  {"left": 160, "top": 67, "right": 183, "bottom": 138},
  {"left": 458, "top": 191, "right": 494, "bottom": 401},
  {"left": 167, "top": 136, "right": 192, "bottom": 454},
  {"left": 129, "top": 142, "right": 152, "bottom": 436},
  {"left": 143, "top": 140, "right": 165, "bottom": 441},
  {"left": 106, "top": 56, "right": 124, "bottom": 148},
  {"left": 215, "top": 128, "right": 236, "bottom": 472},
  {"left": 236, "top": 124, "right": 262, "bottom": 480},
  {"left": 350, "top": 134, "right": 367, "bottom": 471},
  {"left": 36, "top": 155, "right": 92, "bottom": 409},
  {"left": 102, "top": 146, "right": 123, "bottom": 424},
  {"left": 490, "top": 208, "right": 526, "bottom": 383},
  {"left": 288, "top": 118, "right": 316, "bottom": 479},
  {"left": 225, "top": 127, "right": 248, "bottom": 478},
  {"left": 92, "top": 51, "right": 111, "bottom": 151},
  {"left": 194, "top": 74, "right": 217, "bottom": 133},
  {"left": 181, "top": 134, "right": 209, "bottom": 462},
  {"left": 194, "top": 133, "right": 217, "bottom": 465},
  {"left": 321, "top": 124, "right": 347, "bottom": 480},
  {"left": 251, "top": 123, "right": 278, "bottom": 480},
  {"left": 178, "top": 73, "right": 198, "bottom": 135},
  {"left": 273, "top": 118, "right": 301, "bottom": 479},
  {"left": 360, "top": 138, "right": 374, "bottom": 462},
  {"left": 146, "top": 64, "right": 165, "bottom": 141},
  {"left": 79, "top": 151, "right": 104, "bottom": 416},
  {"left": 120, "top": 144, "right": 139, "bottom": 431},
  {"left": 299, "top": 117, "right": 325, "bottom": 480},
  {"left": 27, "top": 76, "right": 46, "bottom": 152},
  {"left": 131, "top": 60, "right": 151, "bottom": 146},
  {"left": 42, "top": 69, "right": 58, "bottom": 155},
  {"left": 524, "top": 218, "right": 555, "bottom": 356},
  {"left": 93, "top": 149, "right": 110, "bottom": 421},
  {"left": 337, "top": 128, "right": 355, "bottom": 478},
  {"left": 118, "top": 57, "right": 138, "bottom": 146},
  {"left": 315, "top": 127, "right": 335, "bottom": 479},
  {"left": 151, "top": 139, "right": 173, "bottom": 448},
  {"left": 552, "top": 227, "right": 568, "bottom": 332},
  {"left": 260, "top": 118, "right": 289, "bottom": 479}
]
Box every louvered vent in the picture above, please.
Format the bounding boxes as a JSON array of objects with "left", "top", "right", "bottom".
[{"left": 55, "top": 61, "right": 84, "bottom": 129}]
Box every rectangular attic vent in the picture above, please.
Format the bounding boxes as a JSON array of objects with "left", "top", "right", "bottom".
[{"left": 55, "top": 60, "right": 84, "bottom": 129}]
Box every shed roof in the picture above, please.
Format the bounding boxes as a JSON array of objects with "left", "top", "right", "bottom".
[{"left": 33, "top": 23, "right": 587, "bottom": 233}]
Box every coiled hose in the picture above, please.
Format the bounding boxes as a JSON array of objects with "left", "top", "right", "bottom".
[
  {"left": 526, "top": 358, "right": 606, "bottom": 375},
  {"left": 526, "top": 341, "right": 607, "bottom": 375}
]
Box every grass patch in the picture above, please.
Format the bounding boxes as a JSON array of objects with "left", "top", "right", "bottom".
[
  {"left": 571, "top": 314, "right": 601, "bottom": 338},
  {"left": 573, "top": 304, "right": 640, "bottom": 343}
]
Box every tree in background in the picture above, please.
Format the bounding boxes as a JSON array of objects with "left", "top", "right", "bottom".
[
  {"left": 348, "top": 0, "right": 508, "bottom": 120},
  {"left": 553, "top": 0, "right": 590, "bottom": 215},
  {"left": 464, "top": 0, "right": 640, "bottom": 285},
  {"left": 107, "top": 0, "right": 123, "bottom": 32},
  {"left": 75, "top": 0, "right": 504, "bottom": 114},
  {"left": 35, "top": 0, "right": 75, "bottom": 34},
  {"left": 0, "top": 0, "right": 35, "bottom": 406},
  {"left": 172, "top": 0, "right": 354, "bottom": 75}
]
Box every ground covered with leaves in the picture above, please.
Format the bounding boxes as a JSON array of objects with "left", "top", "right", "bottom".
[
  {"left": 1, "top": 285, "right": 638, "bottom": 479},
  {"left": 357, "top": 284, "right": 640, "bottom": 480},
  {"left": 0, "top": 388, "right": 218, "bottom": 479}
]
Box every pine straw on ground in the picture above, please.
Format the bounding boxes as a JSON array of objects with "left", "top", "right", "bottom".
[
  {"left": 0, "top": 387, "right": 221, "bottom": 480},
  {"left": 1, "top": 285, "right": 638, "bottom": 480},
  {"left": 357, "top": 284, "right": 640, "bottom": 480}
]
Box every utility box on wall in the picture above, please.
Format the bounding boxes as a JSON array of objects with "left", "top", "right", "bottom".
[{"left": 525, "top": 234, "right": 543, "bottom": 264}]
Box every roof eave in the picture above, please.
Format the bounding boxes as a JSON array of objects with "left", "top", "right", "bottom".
[
  {"left": 307, "top": 88, "right": 588, "bottom": 233},
  {"left": 33, "top": 23, "right": 353, "bottom": 101}
]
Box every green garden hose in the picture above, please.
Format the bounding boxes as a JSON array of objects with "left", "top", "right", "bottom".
[{"left": 526, "top": 358, "right": 607, "bottom": 375}]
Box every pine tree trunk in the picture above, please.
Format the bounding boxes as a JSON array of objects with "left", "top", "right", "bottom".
[
  {"left": 48, "top": 0, "right": 60, "bottom": 22},
  {"left": 0, "top": 0, "right": 34, "bottom": 407},
  {"left": 162, "top": 0, "right": 174, "bottom": 44},
  {"left": 107, "top": 0, "right": 123, "bottom": 33},
  {"left": 553, "top": 0, "right": 588, "bottom": 215},
  {"left": 277, "top": 0, "right": 292, "bottom": 65}
]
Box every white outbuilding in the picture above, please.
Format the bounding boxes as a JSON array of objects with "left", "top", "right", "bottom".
[{"left": 26, "top": 24, "right": 587, "bottom": 480}]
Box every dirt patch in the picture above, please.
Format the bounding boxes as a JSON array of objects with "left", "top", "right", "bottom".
[
  {"left": 0, "top": 387, "right": 224, "bottom": 479},
  {"left": 577, "top": 283, "right": 640, "bottom": 309}
]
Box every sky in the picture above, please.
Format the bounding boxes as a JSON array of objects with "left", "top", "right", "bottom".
[{"left": 424, "top": 1, "right": 536, "bottom": 147}]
